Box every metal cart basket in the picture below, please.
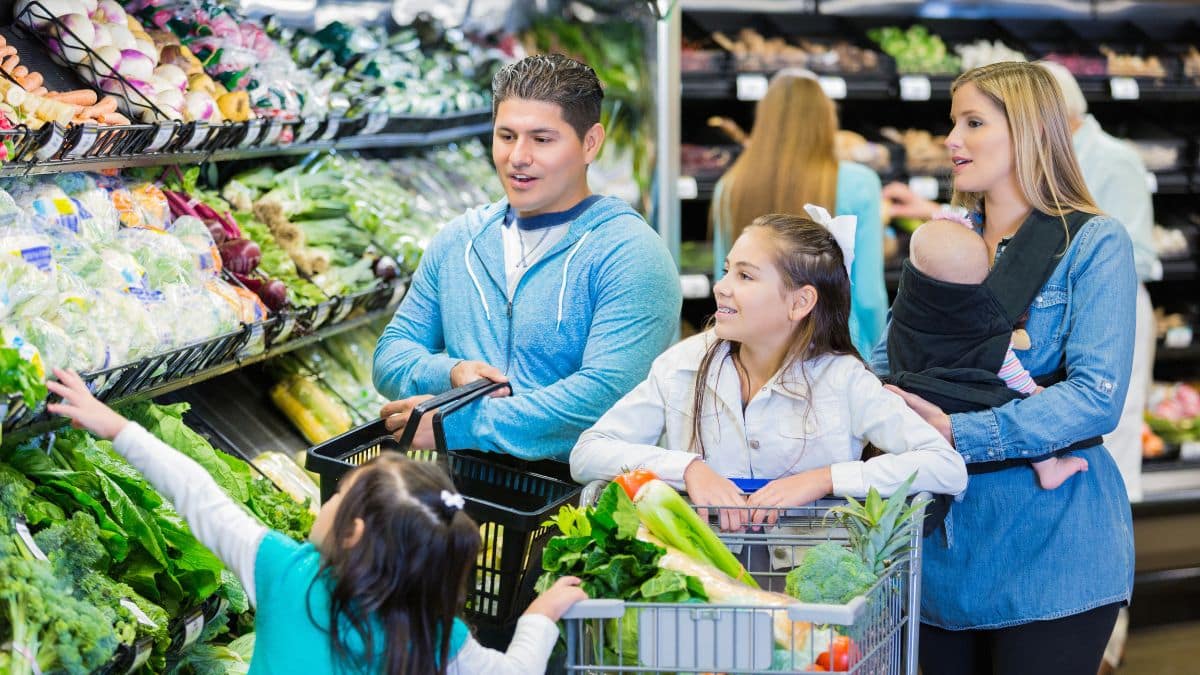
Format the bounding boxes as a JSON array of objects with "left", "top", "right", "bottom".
[{"left": 558, "top": 481, "right": 928, "bottom": 674}]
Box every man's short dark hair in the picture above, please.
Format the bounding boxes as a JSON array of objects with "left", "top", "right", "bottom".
[{"left": 491, "top": 54, "right": 604, "bottom": 140}]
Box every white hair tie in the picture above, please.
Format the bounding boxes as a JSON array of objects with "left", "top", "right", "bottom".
[
  {"left": 440, "top": 490, "right": 465, "bottom": 511},
  {"left": 803, "top": 203, "right": 857, "bottom": 277}
]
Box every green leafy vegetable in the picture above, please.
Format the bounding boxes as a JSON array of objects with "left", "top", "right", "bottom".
[{"left": 785, "top": 542, "right": 878, "bottom": 605}]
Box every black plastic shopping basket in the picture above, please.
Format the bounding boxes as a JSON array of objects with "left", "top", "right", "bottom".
[{"left": 306, "top": 379, "right": 582, "bottom": 640}]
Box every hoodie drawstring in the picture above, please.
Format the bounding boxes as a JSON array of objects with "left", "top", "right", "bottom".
[
  {"left": 557, "top": 232, "right": 589, "bottom": 331},
  {"left": 464, "top": 238, "right": 491, "bottom": 321}
]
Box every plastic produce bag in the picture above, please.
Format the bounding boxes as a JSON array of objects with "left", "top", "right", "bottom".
[
  {"left": 254, "top": 451, "right": 320, "bottom": 515},
  {"left": 171, "top": 215, "right": 223, "bottom": 278},
  {"left": 56, "top": 174, "right": 122, "bottom": 243},
  {"left": 159, "top": 283, "right": 239, "bottom": 345},
  {"left": 0, "top": 255, "right": 55, "bottom": 322},
  {"left": 118, "top": 227, "right": 200, "bottom": 288}
]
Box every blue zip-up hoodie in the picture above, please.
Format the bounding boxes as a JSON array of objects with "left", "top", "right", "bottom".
[{"left": 373, "top": 196, "right": 681, "bottom": 461}]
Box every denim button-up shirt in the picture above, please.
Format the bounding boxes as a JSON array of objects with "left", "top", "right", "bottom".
[{"left": 871, "top": 214, "right": 1136, "bottom": 629}]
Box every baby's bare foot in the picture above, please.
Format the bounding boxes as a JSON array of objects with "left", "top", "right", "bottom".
[{"left": 1032, "top": 456, "right": 1089, "bottom": 490}]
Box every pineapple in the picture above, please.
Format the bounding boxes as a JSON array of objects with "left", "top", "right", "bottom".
[{"left": 830, "top": 473, "right": 928, "bottom": 575}]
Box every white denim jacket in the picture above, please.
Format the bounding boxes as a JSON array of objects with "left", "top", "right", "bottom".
[{"left": 571, "top": 332, "right": 967, "bottom": 498}]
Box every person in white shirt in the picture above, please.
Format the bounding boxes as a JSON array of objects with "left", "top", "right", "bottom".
[{"left": 570, "top": 210, "right": 968, "bottom": 531}]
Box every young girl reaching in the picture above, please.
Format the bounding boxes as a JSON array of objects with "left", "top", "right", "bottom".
[
  {"left": 570, "top": 212, "right": 967, "bottom": 531},
  {"left": 46, "top": 369, "right": 585, "bottom": 675}
]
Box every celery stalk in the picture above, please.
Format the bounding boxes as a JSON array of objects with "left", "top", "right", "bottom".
[{"left": 633, "top": 480, "right": 759, "bottom": 589}]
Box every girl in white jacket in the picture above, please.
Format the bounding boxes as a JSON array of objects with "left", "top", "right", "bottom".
[
  {"left": 571, "top": 211, "right": 968, "bottom": 531},
  {"left": 46, "top": 369, "right": 584, "bottom": 675}
]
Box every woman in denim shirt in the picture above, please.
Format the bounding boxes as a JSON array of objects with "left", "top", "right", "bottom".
[{"left": 872, "top": 62, "right": 1136, "bottom": 675}]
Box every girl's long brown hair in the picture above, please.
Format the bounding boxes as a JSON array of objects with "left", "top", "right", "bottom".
[
  {"left": 712, "top": 75, "right": 839, "bottom": 244},
  {"left": 690, "top": 214, "right": 860, "bottom": 457},
  {"left": 311, "top": 454, "right": 481, "bottom": 675}
]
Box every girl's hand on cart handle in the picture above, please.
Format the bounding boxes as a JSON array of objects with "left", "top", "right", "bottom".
[
  {"left": 525, "top": 576, "right": 587, "bottom": 622},
  {"left": 684, "top": 459, "right": 749, "bottom": 532},
  {"left": 450, "top": 360, "right": 510, "bottom": 396},
  {"left": 746, "top": 467, "right": 833, "bottom": 525},
  {"left": 46, "top": 368, "right": 129, "bottom": 441},
  {"left": 884, "top": 384, "right": 955, "bottom": 447},
  {"left": 381, "top": 394, "right": 436, "bottom": 447}
]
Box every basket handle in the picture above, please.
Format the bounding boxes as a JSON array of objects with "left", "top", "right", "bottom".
[{"left": 393, "top": 379, "right": 512, "bottom": 452}]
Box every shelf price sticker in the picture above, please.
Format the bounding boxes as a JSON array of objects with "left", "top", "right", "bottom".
[
  {"left": 120, "top": 599, "right": 160, "bottom": 629},
  {"left": 182, "top": 123, "right": 209, "bottom": 151},
  {"left": 899, "top": 75, "right": 932, "bottom": 101},
  {"left": 145, "top": 123, "right": 176, "bottom": 153},
  {"left": 818, "top": 76, "right": 848, "bottom": 100},
  {"left": 239, "top": 118, "right": 264, "bottom": 148},
  {"left": 261, "top": 118, "right": 284, "bottom": 146},
  {"left": 736, "top": 74, "right": 770, "bottom": 101},
  {"left": 679, "top": 274, "right": 711, "bottom": 299},
  {"left": 389, "top": 281, "right": 408, "bottom": 308},
  {"left": 1110, "top": 77, "right": 1140, "bottom": 100},
  {"left": 363, "top": 111, "right": 390, "bottom": 136},
  {"left": 126, "top": 639, "right": 153, "bottom": 674},
  {"left": 1164, "top": 325, "right": 1192, "bottom": 349},
  {"left": 35, "top": 123, "right": 67, "bottom": 161},
  {"left": 296, "top": 117, "right": 320, "bottom": 143},
  {"left": 181, "top": 611, "right": 205, "bottom": 649},
  {"left": 1182, "top": 440, "right": 1200, "bottom": 461},
  {"left": 320, "top": 115, "right": 342, "bottom": 141},
  {"left": 64, "top": 124, "right": 100, "bottom": 159},
  {"left": 1144, "top": 171, "right": 1158, "bottom": 194},
  {"left": 677, "top": 175, "right": 699, "bottom": 200},
  {"left": 908, "top": 175, "right": 941, "bottom": 201},
  {"left": 14, "top": 516, "right": 48, "bottom": 561}
]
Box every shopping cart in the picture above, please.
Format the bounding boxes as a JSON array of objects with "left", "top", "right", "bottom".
[
  {"left": 558, "top": 479, "right": 927, "bottom": 674},
  {"left": 306, "top": 379, "right": 582, "bottom": 645}
]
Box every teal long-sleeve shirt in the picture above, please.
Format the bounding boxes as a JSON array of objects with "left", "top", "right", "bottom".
[{"left": 712, "top": 161, "right": 887, "bottom": 358}]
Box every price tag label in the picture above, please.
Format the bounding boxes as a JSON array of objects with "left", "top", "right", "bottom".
[
  {"left": 64, "top": 124, "right": 99, "bottom": 158},
  {"left": 736, "top": 74, "right": 769, "bottom": 101},
  {"left": 274, "top": 314, "right": 297, "bottom": 344},
  {"left": 818, "top": 76, "right": 848, "bottom": 100},
  {"left": 1110, "top": 77, "right": 1140, "bottom": 100},
  {"left": 126, "top": 640, "right": 153, "bottom": 674},
  {"left": 145, "top": 123, "right": 176, "bottom": 152},
  {"left": 1182, "top": 440, "right": 1200, "bottom": 461},
  {"left": 388, "top": 281, "right": 408, "bottom": 308},
  {"left": 35, "top": 124, "right": 66, "bottom": 161},
  {"left": 1144, "top": 171, "right": 1158, "bottom": 194},
  {"left": 899, "top": 75, "right": 932, "bottom": 101},
  {"left": 363, "top": 111, "right": 389, "bottom": 135},
  {"left": 261, "top": 118, "right": 283, "bottom": 146},
  {"left": 181, "top": 612, "right": 204, "bottom": 649},
  {"left": 1164, "top": 325, "right": 1193, "bottom": 349},
  {"left": 310, "top": 301, "right": 333, "bottom": 328},
  {"left": 908, "top": 175, "right": 941, "bottom": 201},
  {"left": 14, "top": 517, "right": 48, "bottom": 561},
  {"left": 332, "top": 297, "right": 355, "bottom": 323},
  {"left": 239, "top": 119, "right": 264, "bottom": 147},
  {"left": 120, "top": 599, "right": 159, "bottom": 628},
  {"left": 679, "top": 273, "right": 711, "bottom": 299},
  {"left": 183, "top": 123, "right": 209, "bottom": 151},
  {"left": 320, "top": 115, "right": 341, "bottom": 141},
  {"left": 677, "top": 176, "right": 699, "bottom": 200},
  {"left": 296, "top": 117, "right": 320, "bottom": 143}
]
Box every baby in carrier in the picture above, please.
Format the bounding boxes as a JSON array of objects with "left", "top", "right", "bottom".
[{"left": 890, "top": 216, "right": 1088, "bottom": 489}]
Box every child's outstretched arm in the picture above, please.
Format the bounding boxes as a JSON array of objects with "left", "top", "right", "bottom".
[
  {"left": 448, "top": 577, "right": 586, "bottom": 674},
  {"left": 47, "top": 369, "right": 269, "bottom": 607}
]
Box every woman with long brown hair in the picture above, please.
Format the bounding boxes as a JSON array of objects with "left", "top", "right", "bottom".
[
  {"left": 711, "top": 70, "right": 887, "bottom": 357},
  {"left": 875, "top": 61, "right": 1136, "bottom": 675}
]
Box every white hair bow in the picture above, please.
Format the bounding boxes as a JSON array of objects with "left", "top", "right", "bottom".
[
  {"left": 803, "top": 203, "right": 857, "bottom": 278},
  {"left": 441, "top": 490, "right": 465, "bottom": 511}
]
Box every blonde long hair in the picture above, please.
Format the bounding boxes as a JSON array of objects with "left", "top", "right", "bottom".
[
  {"left": 950, "top": 61, "right": 1099, "bottom": 219},
  {"left": 713, "top": 75, "right": 839, "bottom": 243}
]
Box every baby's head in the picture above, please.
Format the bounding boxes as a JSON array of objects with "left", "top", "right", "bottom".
[
  {"left": 909, "top": 218, "right": 990, "bottom": 285},
  {"left": 311, "top": 453, "right": 480, "bottom": 674}
]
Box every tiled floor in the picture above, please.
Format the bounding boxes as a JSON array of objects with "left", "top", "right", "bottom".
[{"left": 1120, "top": 622, "right": 1200, "bottom": 674}]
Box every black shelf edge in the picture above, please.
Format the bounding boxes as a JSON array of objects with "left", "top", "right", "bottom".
[{"left": 1155, "top": 258, "right": 1198, "bottom": 282}]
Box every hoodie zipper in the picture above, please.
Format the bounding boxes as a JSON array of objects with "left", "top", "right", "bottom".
[{"left": 472, "top": 244, "right": 547, "bottom": 376}]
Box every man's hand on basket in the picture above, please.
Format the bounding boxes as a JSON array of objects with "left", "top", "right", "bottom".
[
  {"left": 525, "top": 576, "right": 587, "bottom": 622},
  {"left": 380, "top": 395, "right": 436, "bottom": 448},
  {"left": 450, "top": 360, "right": 510, "bottom": 395},
  {"left": 747, "top": 467, "right": 833, "bottom": 526},
  {"left": 684, "top": 459, "right": 749, "bottom": 532}
]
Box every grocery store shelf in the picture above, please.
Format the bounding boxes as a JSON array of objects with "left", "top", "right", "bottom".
[
  {"left": 1157, "top": 342, "right": 1200, "bottom": 363},
  {"left": 1156, "top": 258, "right": 1198, "bottom": 282}
]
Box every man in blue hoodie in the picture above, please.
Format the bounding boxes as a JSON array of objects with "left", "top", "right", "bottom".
[{"left": 373, "top": 54, "right": 681, "bottom": 462}]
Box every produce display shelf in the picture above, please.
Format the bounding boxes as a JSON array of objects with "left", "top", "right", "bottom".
[
  {"left": 1156, "top": 258, "right": 1198, "bottom": 282},
  {"left": 2, "top": 304, "right": 397, "bottom": 444},
  {"left": 0, "top": 109, "right": 493, "bottom": 177}
]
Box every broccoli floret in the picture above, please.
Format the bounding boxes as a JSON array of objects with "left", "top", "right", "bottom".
[{"left": 785, "top": 542, "right": 878, "bottom": 605}]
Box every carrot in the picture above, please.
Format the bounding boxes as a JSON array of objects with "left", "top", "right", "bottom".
[
  {"left": 17, "top": 72, "right": 42, "bottom": 91},
  {"left": 1, "top": 56, "right": 18, "bottom": 72},
  {"left": 52, "top": 89, "right": 98, "bottom": 107},
  {"left": 12, "top": 65, "right": 27, "bottom": 79},
  {"left": 0, "top": 48, "right": 17, "bottom": 64},
  {"left": 85, "top": 96, "right": 118, "bottom": 115},
  {"left": 97, "top": 111, "right": 131, "bottom": 125},
  {"left": 30, "top": 86, "right": 47, "bottom": 97}
]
